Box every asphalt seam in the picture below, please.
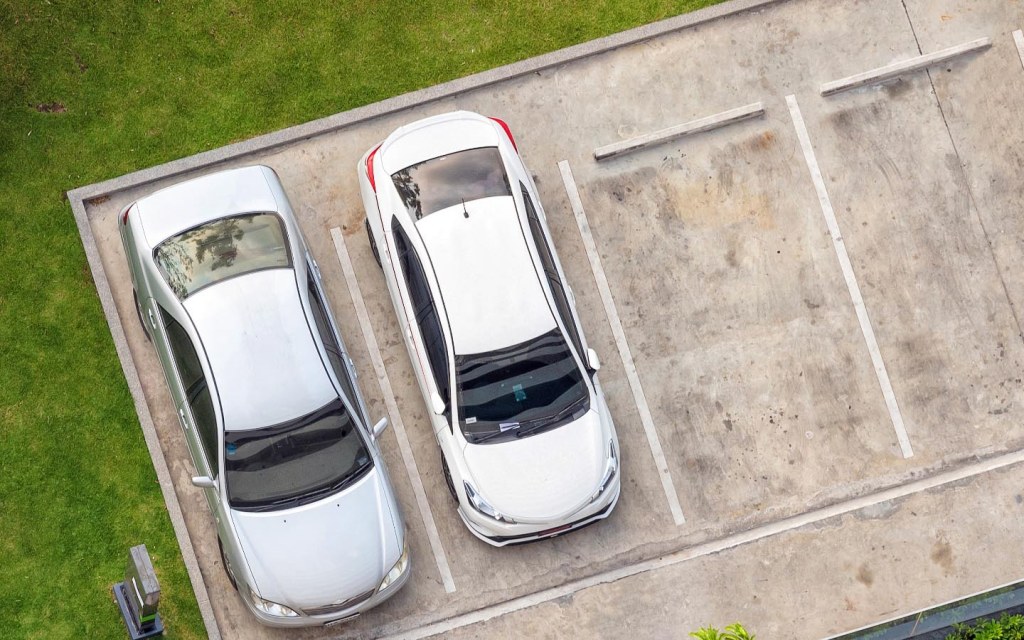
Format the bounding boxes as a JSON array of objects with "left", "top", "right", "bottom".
[{"left": 902, "top": 6, "right": 1024, "bottom": 346}]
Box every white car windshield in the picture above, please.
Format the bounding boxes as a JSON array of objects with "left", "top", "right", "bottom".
[
  {"left": 154, "top": 212, "right": 290, "bottom": 299},
  {"left": 224, "top": 398, "right": 372, "bottom": 511},
  {"left": 455, "top": 328, "right": 589, "bottom": 444}
]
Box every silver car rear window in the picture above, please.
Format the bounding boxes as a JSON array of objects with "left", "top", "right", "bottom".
[
  {"left": 154, "top": 213, "right": 290, "bottom": 299},
  {"left": 391, "top": 146, "right": 511, "bottom": 220}
]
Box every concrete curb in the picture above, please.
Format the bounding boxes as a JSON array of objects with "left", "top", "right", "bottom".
[
  {"left": 65, "top": 0, "right": 785, "bottom": 204},
  {"left": 66, "top": 0, "right": 790, "bottom": 637},
  {"left": 68, "top": 198, "right": 222, "bottom": 640}
]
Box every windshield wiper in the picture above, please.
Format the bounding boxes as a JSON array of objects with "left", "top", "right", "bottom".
[
  {"left": 516, "top": 395, "right": 589, "bottom": 438},
  {"left": 469, "top": 428, "right": 513, "bottom": 444}
]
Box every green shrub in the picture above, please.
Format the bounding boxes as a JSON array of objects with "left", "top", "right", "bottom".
[
  {"left": 946, "top": 613, "right": 1024, "bottom": 640},
  {"left": 690, "top": 622, "right": 755, "bottom": 640}
]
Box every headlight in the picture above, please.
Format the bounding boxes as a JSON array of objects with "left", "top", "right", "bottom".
[
  {"left": 464, "top": 481, "right": 516, "bottom": 523},
  {"left": 248, "top": 587, "right": 299, "bottom": 618},
  {"left": 591, "top": 440, "right": 618, "bottom": 502},
  {"left": 378, "top": 540, "right": 410, "bottom": 591}
]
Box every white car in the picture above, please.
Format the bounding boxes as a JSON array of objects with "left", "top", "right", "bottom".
[
  {"left": 119, "top": 166, "right": 409, "bottom": 626},
  {"left": 358, "top": 111, "right": 620, "bottom": 546}
]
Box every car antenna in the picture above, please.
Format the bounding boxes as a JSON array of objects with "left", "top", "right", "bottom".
[{"left": 462, "top": 198, "right": 469, "bottom": 218}]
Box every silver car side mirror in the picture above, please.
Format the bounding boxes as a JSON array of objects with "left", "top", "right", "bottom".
[
  {"left": 587, "top": 348, "right": 602, "bottom": 372},
  {"left": 371, "top": 417, "right": 389, "bottom": 440},
  {"left": 429, "top": 392, "right": 446, "bottom": 416},
  {"left": 191, "top": 476, "right": 216, "bottom": 489}
]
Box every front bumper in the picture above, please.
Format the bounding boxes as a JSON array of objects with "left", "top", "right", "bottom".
[
  {"left": 239, "top": 561, "right": 412, "bottom": 628},
  {"left": 458, "top": 474, "right": 621, "bottom": 547}
]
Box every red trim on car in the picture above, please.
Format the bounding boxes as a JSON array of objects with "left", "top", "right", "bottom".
[
  {"left": 365, "top": 144, "right": 383, "bottom": 192},
  {"left": 488, "top": 117, "right": 517, "bottom": 153}
]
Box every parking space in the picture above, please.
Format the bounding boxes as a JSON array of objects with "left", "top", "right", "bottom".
[{"left": 73, "top": 0, "right": 1024, "bottom": 637}]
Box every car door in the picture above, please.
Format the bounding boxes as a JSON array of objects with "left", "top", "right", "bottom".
[
  {"left": 304, "top": 264, "right": 367, "bottom": 425},
  {"left": 152, "top": 305, "right": 223, "bottom": 517},
  {"left": 519, "top": 182, "right": 590, "bottom": 364}
]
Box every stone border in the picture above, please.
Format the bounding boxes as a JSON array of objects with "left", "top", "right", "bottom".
[
  {"left": 66, "top": 0, "right": 789, "bottom": 636},
  {"left": 67, "top": 197, "right": 223, "bottom": 640},
  {"left": 65, "top": 0, "right": 784, "bottom": 205}
]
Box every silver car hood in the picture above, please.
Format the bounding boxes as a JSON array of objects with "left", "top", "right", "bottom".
[
  {"left": 462, "top": 408, "right": 607, "bottom": 522},
  {"left": 230, "top": 467, "right": 400, "bottom": 609}
]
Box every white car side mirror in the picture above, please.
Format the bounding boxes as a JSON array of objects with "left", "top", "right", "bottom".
[
  {"left": 587, "top": 348, "right": 601, "bottom": 372},
  {"left": 430, "top": 392, "right": 446, "bottom": 416},
  {"left": 191, "top": 476, "right": 216, "bottom": 489},
  {"left": 372, "top": 417, "right": 389, "bottom": 440}
]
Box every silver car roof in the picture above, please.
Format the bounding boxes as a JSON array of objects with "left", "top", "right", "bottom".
[{"left": 183, "top": 267, "right": 336, "bottom": 431}]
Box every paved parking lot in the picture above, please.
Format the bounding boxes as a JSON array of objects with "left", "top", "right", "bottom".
[{"left": 72, "top": 0, "right": 1024, "bottom": 637}]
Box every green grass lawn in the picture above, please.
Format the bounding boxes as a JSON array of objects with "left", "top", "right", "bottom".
[{"left": 0, "top": 1, "right": 722, "bottom": 637}]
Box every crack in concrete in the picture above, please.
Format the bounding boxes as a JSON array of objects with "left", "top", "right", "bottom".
[{"left": 901, "top": 0, "right": 1024, "bottom": 346}]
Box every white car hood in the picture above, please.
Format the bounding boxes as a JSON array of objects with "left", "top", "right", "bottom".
[
  {"left": 230, "top": 468, "right": 400, "bottom": 609},
  {"left": 462, "top": 409, "right": 607, "bottom": 522}
]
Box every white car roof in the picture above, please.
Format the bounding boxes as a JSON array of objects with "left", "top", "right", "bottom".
[
  {"left": 417, "top": 196, "right": 556, "bottom": 355},
  {"left": 135, "top": 165, "right": 279, "bottom": 246},
  {"left": 183, "top": 268, "right": 336, "bottom": 431}
]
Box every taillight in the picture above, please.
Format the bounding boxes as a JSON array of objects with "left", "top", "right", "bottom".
[
  {"left": 488, "top": 117, "right": 517, "bottom": 153},
  {"left": 121, "top": 206, "right": 131, "bottom": 225},
  {"left": 365, "top": 144, "right": 383, "bottom": 192}
]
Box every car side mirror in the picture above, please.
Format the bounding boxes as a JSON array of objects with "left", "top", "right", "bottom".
[
  {"left": 371, "top": 417, "right": 389, "bottom": 440},
  {"left": 429, "top": 392, "right": 446, "bottom": 416},
  {"left": 587, "top": 348, "right": 601, "bottom": 372},
  {"left": 191, "top": 476, "right": 216, "bottom": 489}
]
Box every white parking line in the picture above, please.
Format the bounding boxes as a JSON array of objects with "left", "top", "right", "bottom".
[
  {"left": 380, "top": 447, "right": 1024, "bottom": 640},
  {"left": 785, "top": 95, "right": 914, "bottom": 459},
  {"left": 1014, "top": 30, "right": 1024, "bottom": 70},
  {"left": 558, "top": 160, "right": 686, "bottom": 526},
  {"left": 330, "top": 228, "right": 457, "bottom": 594}
]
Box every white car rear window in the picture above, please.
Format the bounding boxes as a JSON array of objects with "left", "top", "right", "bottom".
[{"left": 391, "top": 146, "right": 511, "bottom": 220}]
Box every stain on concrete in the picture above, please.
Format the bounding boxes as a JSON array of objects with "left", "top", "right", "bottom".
[
  {"left": 931, "top": 537, "right": 955, "bottom": 574},
  {"left": 855, "top": 563, "right": 874, "bottom": 587}
]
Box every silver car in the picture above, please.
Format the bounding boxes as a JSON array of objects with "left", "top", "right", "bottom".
[{"left": 119, "top": 165, "right": 409, "bottom": 627}]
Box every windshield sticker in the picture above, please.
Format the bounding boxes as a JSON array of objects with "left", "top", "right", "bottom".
[
  {"left": 499, "top": 422, "right": 520, "bottom": 432},
  {"left": 465, "top": 417, "right": 477, "bottom": 424},
  {"left": 226, "top": 442, "right": 238, "bottom": 456},
  {"left": 513, "top": 383, "right": 526, "bottom": 402}
]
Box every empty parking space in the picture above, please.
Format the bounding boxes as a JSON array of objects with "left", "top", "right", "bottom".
[
  {"left": 71, "top": 0, "right": 1024, "bottom": 637},
  {"left": 560, "top": 104, "right": 906, "bottom": 526},
  {"left": 797, "top": 58, "right": 1024, "bottom": 464}
]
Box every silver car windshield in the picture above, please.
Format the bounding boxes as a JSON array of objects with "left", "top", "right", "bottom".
[
  {"left": 154, "top": 212, "right": 290, "bottom": 299},
  {"left": 224, "top": 398, "right": 372, "bottom": 511},
  {"left": 391, "top": 146, "right": 511, "bottom": 220},
  {"left": 456, "top": 328, "right": 589, "bottom": 445}
]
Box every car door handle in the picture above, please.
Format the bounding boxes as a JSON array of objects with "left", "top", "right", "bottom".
[
  {"left": 147, "top": 308, "right": 157, "bottom": 330},
  {"left": 178, "top": 408, "right": 190, "bottom": 430}
]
